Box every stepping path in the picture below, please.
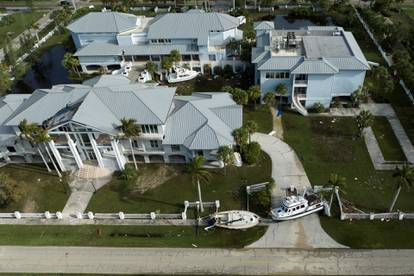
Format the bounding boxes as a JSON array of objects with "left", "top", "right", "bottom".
[{"left": 247, "top": 133, "right": 345, "bottom": 248}]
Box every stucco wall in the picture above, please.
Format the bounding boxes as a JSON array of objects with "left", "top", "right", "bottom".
[{"left": 259, "top": 70, "right": 292, "bottom": 96}]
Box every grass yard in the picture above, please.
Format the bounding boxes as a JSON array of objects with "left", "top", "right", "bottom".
[
  {"left": 402, "top": 4, "right": 414, "bottom": 20},
  {"left": 87, "top": 153, "right": 272, "bottom": 216},
  {"left": 0, "top": 12, "right": 44, "bottom": 48},
  {"left": 170, "top": 75, "right": 251, "bottom": 95},
  {"left": 283, "top": 112, "right": 414, "bottom": 248},
  {"left": 243, "top": 106, "right": 273, "bottom": 134},
  {"left": 0, "top": 225, "right": 267, "bottom": 248},
  {"left": 372, "top": 117, "right": 406, "bottom": 161},
  {"left": 0, "top": 164, "right": 68, "bottom": 212}
]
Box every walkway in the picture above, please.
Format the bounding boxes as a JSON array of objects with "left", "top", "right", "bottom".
[
  {"left": 62, "top": 165, "right": 113, "bottom": 216},
  {"left": 247, "top": 133, "right": 344, "bottom": 248},
  {"left": 0, "top": 246, "right": 413, "bottom": 275},
  {"left": 330, "top": 104, "right": 414, "bottom": 166}
]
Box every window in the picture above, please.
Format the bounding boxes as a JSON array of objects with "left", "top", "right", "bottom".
[
  {"left": 6, "top": 146, "right": 16, "bottom": 153},
  {"left": 142, "top": 125, "right": 158, "bottom": 134},
  {"left": 295, "top": 74, "right": 307, "bottom": 81},
  {"left": 209, "top": 54, "right": 216, "bottom": 61},
  {"left": 197, "top": 150, "right": 204, "bottom": 156},
  {"left": 132, "top": 140, "right": 139, "bottom": 148},
  {"left": 265, "top": 71, "right": 290, "bottom": 79},
  {"left": 150, "top": 140, "right": 159, "bottom": 148},
  {"left": 124, "top": 55, "right": 133, "bottom": 62},
  {"left": 191, "top": 54, "right": 199, "bottom": 61},
  {"left": 151, "top": 55, "right": 160, "bottom": 61},
  {"left": 171, "top": 145, "right": 180, "bottom": 152},
  {"left": 151, "top": 39, "right": 157, "bottom": 43}
]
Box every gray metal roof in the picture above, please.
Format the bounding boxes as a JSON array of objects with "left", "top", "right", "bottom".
[
  {"left": 257, "top": 56, "right": 302, "bottom": 70},
  {"left": 291, "top": 58, "right": 339, "bottom": 74},
  {"left": 254, "top": 21, "right": 275, "bottom": 30},
  {"left": 147, "top": 11, "right": 240, "bottom": 46},
  {"left": 0, "top": 94, "right": 31, "bottom": 125},
  {"left": 5, "top": 76, "right": 176, "bottom": 133},
  {"left": 74, "top": 42, "right": 198, "bottom": 57},
  {"left": 163, "top": 93, "right": 242, "bottom": 150},
  {"left": 67, "top": 12, "right": 138, "bottom": 33},
  {"left": 303, "top": 36, "right": 353, "bottom": 59}
]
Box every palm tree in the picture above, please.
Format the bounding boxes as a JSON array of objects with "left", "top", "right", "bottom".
[
  {"left": 186, "top": 156, "right": 211, "bottom": 212},
  {"left": 62, "top": 53, "right": 81, "bottom": 78},
  {"left": 389, "top": 164, "right": 414, "bottom": 212},
  {"left": 217, "top": 145, "right": 234, "bottom": 176},
  {"left": 275, "top": 83, "right": 287, "bottom": 108},
  {"left": 169, "top": 49, "right": 181, "bottom": 67},
  {"left": 146, "top": 61, "right": 157, "bottom": 78},
  {"left": 328, "top": 173, "right": 346, "bottom": 189},
  {"left": 244, "top": 120, "right": 258, "bottom": 143},
  {"left": 247, "top": 85, "right": 261, "bottom": 110},
  {"left": 263, "top": 92, "right": 276, "bottom": 108},
  {"left": 119, "top": 118, "right": 141, "bottom": 170},
  {"left": 33, "top": 128, "right": 62, "bottom": 178},
  {"left": 18, "top": 119, "right": 51, "bottom": 173},
  {"left": 232, "top": 127, "right": 249, "bottom": 150},
  {"left": 356, "top": 110, "right": 374, "bottom": 137}
]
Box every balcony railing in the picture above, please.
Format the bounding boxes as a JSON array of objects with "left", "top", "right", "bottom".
[{"left": 294, "top": 79, "right": 308, "bottom": 84}]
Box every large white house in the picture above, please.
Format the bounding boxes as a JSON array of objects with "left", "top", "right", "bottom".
[
  {"left": 67, "top": 10, "right": 244, "bottom": 74},
  {"left": 252, "top": 23, "right": 371, "bottom": 115},
  {"left": 0, "top": 75, "right": 242, "bottom": 171}
]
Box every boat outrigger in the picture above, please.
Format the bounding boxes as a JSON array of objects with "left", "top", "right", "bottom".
[
  {"left": 271, "top": 192, "right": 326, "bottom": 221},
  {"left": 204, "top": 210, "right": 260, "bottom": 230}
]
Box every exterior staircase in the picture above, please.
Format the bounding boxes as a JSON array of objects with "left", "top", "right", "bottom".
[{"left": 291, "top": 93, "right": 308, "bottom": 116}]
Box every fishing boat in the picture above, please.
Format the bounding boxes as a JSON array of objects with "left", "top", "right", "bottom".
[
  {"left": 137, "top": 70, "right": 152, "bottom": 83},
  {"left": 204, "top": 210, "right": 259, "bottom": 230},
  {"left": 166, "top": 66, "right": 200, "bottom": 83},
  {"left": 271, "top": 192, "right": 326, "bottom": 221}
]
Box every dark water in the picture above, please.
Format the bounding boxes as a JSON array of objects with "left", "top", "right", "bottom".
[
  {"left": 11, "top": 45, "right": 76, "bottom": 94},
  {"left": 274, "top": 15, "right": 334, "bottom": 30}
]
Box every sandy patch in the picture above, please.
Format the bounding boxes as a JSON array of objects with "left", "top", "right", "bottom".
[{"left": 134, "top": 165, "right": 179, "bottom": 193}]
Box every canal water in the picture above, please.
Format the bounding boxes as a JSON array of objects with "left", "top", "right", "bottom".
[
  {"left": 274, "top": 14, "right": 334, "bottom": 29},
  {"left": 11, "top": 45, "right": 77, "bottom": 94}
]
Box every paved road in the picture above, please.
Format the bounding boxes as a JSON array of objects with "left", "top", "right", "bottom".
[
  {"left": 0, "top": 246, "right": 413, "bottom": 275},
  {"left": 248, "top": 133, "right": 344, "bottom": 248}
]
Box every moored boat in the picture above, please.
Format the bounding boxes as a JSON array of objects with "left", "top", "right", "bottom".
[{"left": 167, "top": 66, "right": 200, "bottom": 83}]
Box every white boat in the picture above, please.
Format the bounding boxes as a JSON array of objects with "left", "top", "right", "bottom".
[
  {"left": 167, "top": 66, "right": 200, "bottom": 83},
  {"left": 205, "top": 210, "right": 259, "bottom": 230},
  {"left": 271, "top": 192, "right": 326, "bottom": 221},
  {"left": 137, "top": 70, "right": 152, "bottom": 83}
]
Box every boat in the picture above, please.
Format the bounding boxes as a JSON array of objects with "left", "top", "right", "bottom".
[
  {"left": 204, "top": 210, "right": 260, "bottom": 230},
  {"left": 271, "top": 192, "right": 326, "bottom": 221},
  {"left": 137, "top": 70, "right": 152, "bottom": 83},
  {"left": 166, "top": 66, "right": 200, "bottom": 83}
]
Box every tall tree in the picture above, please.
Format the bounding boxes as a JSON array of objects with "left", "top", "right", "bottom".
[
  {"left": 186, "top": 156, "right": 211, "bottom": 212},
  {"left": 146, "top": 61, "right": 157, "bottom": 77},
  {"left": 119, "top": 118, "right": 141, "bottom": 170},
  {"left": 169, "top": 49, "right": 181, "bottom": 66},
  {"left": 217, "top": 145, "right": 234, "bottom": 175},
  {"left": 161, "top": 56, "right": 173, "bottom": 72},
  {"left": 231, "top": 88, "right": 248, "bottom": 105},
  {"left": 275, "top": 83, "right": 287, "bottom": 107},
  {"left": 0, "top": 64, "right": 12, "bottom": 95},
  {"left": 33, "top": 128, "right": 62, "bottom": 178},
  {"left": 263, "top": 92, "right": 276, "bottom": 108},
  {"left": 232, "top": 127, "right": 249, "bottom": 150},
  {"left": 244, "top": 120, "right": 258, "bottom": 143},
  {"left": 389, "top": 164, "right": 414, "bottom": 212},
  {"left": 62, "top": 53, "right": 81, "bottom": 78},
  {"left": 247, "top": 85, "right": 261, "bottom": 110}
]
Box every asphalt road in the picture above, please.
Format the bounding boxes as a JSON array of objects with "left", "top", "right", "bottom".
[{"left": 0, "top": 246, "right": 413, "bottom": 275}]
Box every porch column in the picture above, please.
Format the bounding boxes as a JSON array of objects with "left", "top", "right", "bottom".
[
  {"left": 66, "top": 134, "right": 83, "bottom": 169},
  {"left": 48, "top": 140, "right": 66, "bottom": 172},
  {"left": 111, "top": 139, "right": 125, "bottom": 170},
  {"left": 90, "top": 138, "right": 104, "bottom": 168}
]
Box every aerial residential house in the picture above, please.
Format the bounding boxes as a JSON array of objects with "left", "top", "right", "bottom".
[
  {"left": 0, "top": 75, "right": 242, "bottom": 171},
  {"left": 252, "top": 23, "right": 370, "bottom": 115},
  {"left": 67, "top": 10, "right": 244, "bottom": 74}
]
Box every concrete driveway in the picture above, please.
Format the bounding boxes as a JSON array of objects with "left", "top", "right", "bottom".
[{"left": 247, "top": 133, "right": 345, "bottom": 248}]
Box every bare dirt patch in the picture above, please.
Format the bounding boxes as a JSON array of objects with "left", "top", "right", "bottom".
[
  {"left": 134, "top": 165, "right": 179, "bottom": 194},
  {"left": 21, "top": 198, "right": 37, "bottom": 212}
]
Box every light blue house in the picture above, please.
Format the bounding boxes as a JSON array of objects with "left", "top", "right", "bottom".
[
  {"left": 252, "top": 23, "right": 370, "bottom": 115},
  {"left": 67, "top": 10, "right": 244, "bottom": 74}
]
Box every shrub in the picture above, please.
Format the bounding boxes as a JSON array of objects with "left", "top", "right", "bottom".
[
  {"left": 242, "top": 142, "right": 261, "bottom": 165},
  {"left": 203, "top": 64, "right": 211, "bottom": 76},
  {"left": 0, "top": 173, "right": 25, "bottom": 207},
  {"left": 309, "top": 102, "right": 327, "bottom": 113},
  {"left": 331, "top": 98, "right": 342, "bottom": 108},
  {"left": 213, "top": 66, "right": 223, "bottom": 76},
  {"left": 223, "top": 64, "right": 234, "bottom": 78}
]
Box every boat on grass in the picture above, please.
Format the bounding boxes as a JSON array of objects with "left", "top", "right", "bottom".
[
  {"left": 204, "top": 210, "right": 259, "bottom": 230},
  {"left": 167, "top": 66, "right": 200, "bottom": 83}
]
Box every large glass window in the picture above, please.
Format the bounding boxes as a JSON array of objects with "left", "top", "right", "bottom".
[
  {"left": 150, "top": 140, "right": 159, "bottom": 148},
  {"left": 142, "top": 125, "right": 158, "bottom": 134},
  {"left": 265, "top": 71, "right": 290, "bottom": 79}
]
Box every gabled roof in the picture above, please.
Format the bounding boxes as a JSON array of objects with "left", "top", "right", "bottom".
[
  {"left": 147, "top": 11, "right": 240, "bottom": 46},
  {"left": 257, "top": 56, "right": 302, "bottom": 70},
  {"left": 254, "top": 21, "right": 274, "bottom": 30},
  {"left": 67, "top": 12, "right": 138, "bottom": 33},
  {"left": 74, "top": 42, "right": 122, "bottom": 57},
  {"left": 163, "top": 93, "right": 242, "bottom": 150},
  {"left": 291, "top": 58, "right": 339, "bottom": 74}
]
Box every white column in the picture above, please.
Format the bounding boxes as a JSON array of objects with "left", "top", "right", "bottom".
[
  {"left": 48, "top": 140, "right": 66, "bottom": 172},
  {"left": 90, "top": 138, "right": 104, "bottom": 168},
  {"left": 66, "top": 134, "right": 83, "bottom": 169},
  {"left": 111, "top": 139, "right": 125, "bottom": 170}
]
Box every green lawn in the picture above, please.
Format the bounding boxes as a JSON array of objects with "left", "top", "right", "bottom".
[
  {"left": 283, "top": 112, "right": 414, "bottom": 248},
  {"left": 0, "top": 164, "right": 68, "bottom": 212},
  {"left": 87, "top": 153, "right": 272, "bottom": 216},
  {"left": 402, "top": 4, "right": 414, "bottom": 20},
  {"left": 372, "top": 117, "right": 406, "bottom": 161},
  {"left": 0, "top": 225, "right": 267, "bottom": 248},
  {"left": 243, "top": 106, "right": 273, "bottom": 134},
  {"left": 0, "top": 12, "right": 44, "bottom": 48}
]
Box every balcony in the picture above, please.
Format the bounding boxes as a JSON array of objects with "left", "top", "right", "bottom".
[{"left": 294, "top": 79, "right": 308, "bottom": 85}]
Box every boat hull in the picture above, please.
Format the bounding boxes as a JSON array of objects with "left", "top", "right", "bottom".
[
  {"left": 271, "top": 205, "right": 324, "bottom": 221},
  {"left": 167, "top": 72, "right": 200, "bottom": 83},
  {"left": 213, "top": 210, "right": 260, "bottom": 230}
]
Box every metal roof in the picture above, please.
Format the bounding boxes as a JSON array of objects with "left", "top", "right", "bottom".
[
  {"left": 147, "top": 11, "right": 240, "bottom": 46},
  {"left": 257, "top": 56, "right": 302, "bottom": 70},
  {"left": 74, "top": 42, "right": 122, "bottom": 57},
  {"left": 303, "top": 36, "right": 353, "bottom": 59},
  {"left": 291, "top": 58, "right": 339, "bottom": 74},
  {"left": 67, "top": 12, "right": 138, "bottom": 33},
  {"left": 254, "top": 21, "right": 275, "bottom": 30},
  {"left": 163, "top": 93, "right": 242, "bottom": 150}
]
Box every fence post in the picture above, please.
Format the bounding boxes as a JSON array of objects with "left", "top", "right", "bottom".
[
  {"left": 44, "top": 211, "right": 51, "bottom": 219},
  {"left": 14, "top": 211, "right": 21, "bottom": 219},
  {"left": 56, "top": 211, "right": 63, "bottom": 219},
  {"left": 215, "top": 200, "right": 220, "bottom": 213},
  {"left": 150, "top": 212, "right": 156, "bottom": 220},
  {"left": 119, "top": 212, "right": 125, "bottom": 220},
  {"left": 181, "top": 212, "right": 187, "bottom": 220},
  {"left": 87, "top": 212, "right": 94, "bottom": 220},
  {"left": 399, "top": 212, "right": 404, "bottom": 221},
  {"left": 76, "top": 212, "right": 83, "bottom": 219},
  {"left": 370, "top": 212, "right": 374, "bottom": 220}
]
